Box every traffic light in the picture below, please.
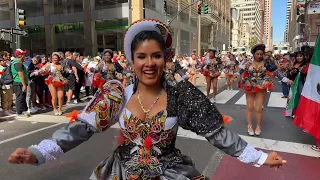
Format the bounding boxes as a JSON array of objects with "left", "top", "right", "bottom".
[
  {"left": 297, "top": 4, "right": 301, "bottom": 15},
  {"left": 17, "top": 9, "right": 26, "bottom": 27},
  {"left": 204, "top": 3, "right": 209, "bottom": 14},
  {"left": 198, "top": 4, "right": 202, "bottom": 15},
  {"left": 163, "top": 0, "right": 167, "bottom": 13}
]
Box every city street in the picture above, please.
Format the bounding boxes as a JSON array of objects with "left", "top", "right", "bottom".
[{"left": 0, "top": 75, "right": 319, "bottom": 180}]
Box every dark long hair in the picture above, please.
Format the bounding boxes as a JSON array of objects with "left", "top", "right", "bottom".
[
  {"left": 294, "top": 51, "right": 307, "bottom": 66},
  {"left": 131, "top": 31, "right": 167, "bottom": 93}
]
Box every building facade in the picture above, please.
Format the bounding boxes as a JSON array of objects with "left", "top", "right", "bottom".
[
  {"left": 0, "top": 0, "right": 230, "bottom": 56},
  {"left": 259, "top": 0, "right": 264, "bottom": 43},
  {"left": 230, "top": 8, "right": 244, "bottom": 48},
  {"left": 231, "top": 0, "right": 262, "bottom": 46},
  {"left": 284, "top": 0, "right": 292, "bottom": 42},
  {"left": 288, "top": 0, "right": 319, "bottom": 52},
  {"left": 264, "top": 0, "right": 272, "bottom": 50},
  {"left": 303, "top": 1, "right": 320, "bottom": 48}
]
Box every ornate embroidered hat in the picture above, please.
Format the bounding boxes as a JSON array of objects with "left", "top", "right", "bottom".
[
  {"left": 124, "top": 18, "right": 173, "bottom": 64},
  {"left": 52, "top": 52, "right": 61, "bottom": 59}
]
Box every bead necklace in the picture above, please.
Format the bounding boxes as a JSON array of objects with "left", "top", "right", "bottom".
[{"left": 137, "top": 89, "right": 162, "bottom": 119}]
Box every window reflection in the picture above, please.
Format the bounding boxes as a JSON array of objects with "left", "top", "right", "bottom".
[
  {"left": 0, "top": 3, "right": 10, "bottom": 21},
  {"left": 95, "top": 18, "right": 128, "bottom": 52},
  {"left": 17, "top": 0, "right": 44, "bottom": 17},
  {"left": 50, "top": 0, "right": 83, "bottom": 14},
  {"left": 20, "top": 26, "right": 46, "bottom": 55},
  {"left": 95, "top": 0, "right": 128, "bottom": 10},
  {"left": 145, "top": 0, "right": 156, "bottom": 10},
  {"left": 54, "top": 22, "right": 85, "bottom": 53}
]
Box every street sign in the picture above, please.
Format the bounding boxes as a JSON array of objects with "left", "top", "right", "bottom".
[
  {"left": 0, "top": 31, "right": 12, "bottom": 42},
  {"left": 308, "top": 8, "right": 320, "bottom": 14},
  {"left": 11, "top": 28, "right": 28, "bottom": 37},
  {"left": 308, "top": 4, "right": 320, "bottom": 14},
  {"left": 309, "top": 5, "right": 320, "bottom": 9}
]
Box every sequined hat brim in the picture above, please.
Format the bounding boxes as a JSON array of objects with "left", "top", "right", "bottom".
[{"left": 124, "top": 18, "right": 173, "bottom": 64}]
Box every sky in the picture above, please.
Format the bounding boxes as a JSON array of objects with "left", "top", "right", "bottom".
[{"left": 272, "top": 0, "right": 287, "bottom": 44}]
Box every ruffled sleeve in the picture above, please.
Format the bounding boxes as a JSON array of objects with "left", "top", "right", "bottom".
[
  {"left": 175, "top": 81, "right": 268, "bottom": 167},
  {"left": 27, "top": 80, "right": 125, "bottom": 165}
]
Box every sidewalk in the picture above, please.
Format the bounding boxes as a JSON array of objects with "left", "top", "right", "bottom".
[{"left": 213, "top": 149, "right": 320, "bottom": 180}]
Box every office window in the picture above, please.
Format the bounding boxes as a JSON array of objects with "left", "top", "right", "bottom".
[
  {"left": 17, "top": 0, "right": 44, "bottom": 17},
  {"left": 50, "top": 0, "right": 83, "bottom": 14},
  {"left": 51, "top": 0, "right": 63, "bottom": 14},
  {"left": 68, "top": 0, "right": 83, "bottom": 13},
  {"left": 0, "top": 3, "right": 10, "bottom": 21},
  {"left": 145, "top": 0, "right": 156, "bottom": 10}
]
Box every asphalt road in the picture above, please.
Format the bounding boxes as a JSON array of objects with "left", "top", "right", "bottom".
[{"left": 0, "top": 75, "right": 319, "bottom": 180}]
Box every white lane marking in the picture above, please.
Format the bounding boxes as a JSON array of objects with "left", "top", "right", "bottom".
[
  {"left": 268, "top": 92, "right": 287, "bottom": 108},
  {"left": 213, "top": 90, "right": 240, "bottom": 104},
  {"left": 235, "top": 93, "right": 247, "bottom": 105},
  {"left": 0, "top": 123, "right": 63, "bottom": 145},
  {"left": 11, "top": 116, "right": 320, "bottom": 157},
  {"left": 176, "top": 128, "right": 319, "bottom": 157}
]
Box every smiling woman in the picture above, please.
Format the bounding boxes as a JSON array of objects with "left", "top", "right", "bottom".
[
  {"left": 131, "top": 31, "right": 166, "bottom": 89},
  {"left": 9, "top": 19, "right": 286, "bottom": 180}
]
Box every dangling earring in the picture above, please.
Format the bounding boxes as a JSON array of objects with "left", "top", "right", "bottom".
[{"left": 133, "top": 76, "right": 139, "bottom": 93}]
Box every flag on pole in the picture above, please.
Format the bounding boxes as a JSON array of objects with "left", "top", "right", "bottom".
[
  {"left": 293, "top": 35, "right": 320, "bottom": 141},
  {"left": 283, "top": 73, "right": 301, "bottom": 117}
]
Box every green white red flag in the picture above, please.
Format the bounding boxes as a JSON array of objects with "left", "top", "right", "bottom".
[
  {"left": 283, "top": 73, "right": 301, "bottom": 117},
  {"left": 293, "top": 35, "right": 320, "bottom": 141}
]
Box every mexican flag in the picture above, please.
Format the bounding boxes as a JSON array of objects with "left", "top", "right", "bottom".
[
  {"left": 283, "top": 73, "right": 301, "bottom": 117},
  {"left": 293, "top": 35, "right": 320, "bottom": 141}
]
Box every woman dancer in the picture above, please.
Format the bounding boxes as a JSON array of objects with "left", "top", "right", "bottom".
[
  {"left": 236, "top": 44, "right": 289, "bottom": 136},
  {"left": 99, "top": 49, "right": 123, "bottom": 83},
  {"left": 9, "top": 19, "right": 286, "bottom": 180},
  {"left": 31, "top": 52, "right": 68, "bottom": 115},
  {"left": 165, "top": 55, "right": 188, "bottom": 86},
  {"left": 187, "top": 53, "right": 200, "bottom": 86},
  {"left": 203, "top": 48, "right": 222, "bottom": 102},
  {"left": 118, "top": 54, "right": 129, "bottom": 87},
  {"left": 224, "top": 54, "right": 238, "bottom": 90}
]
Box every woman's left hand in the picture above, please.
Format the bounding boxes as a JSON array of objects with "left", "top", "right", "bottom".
[{"left": 263, "top": 152, "right": 287, "bottom": 168}]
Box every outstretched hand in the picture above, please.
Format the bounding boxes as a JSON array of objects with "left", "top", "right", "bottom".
[
  {"left": 263, "top": 152, "right": 287, "bottom": 168},
  {"left": 8, "top": 148, "right": 37, "bottom": 164}
]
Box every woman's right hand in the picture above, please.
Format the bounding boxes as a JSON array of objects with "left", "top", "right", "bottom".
[{"left": 8, "top": 148, "right": 37, "bottom": 164}]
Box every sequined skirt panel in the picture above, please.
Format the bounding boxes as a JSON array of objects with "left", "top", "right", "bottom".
[{"left": 90, "top": 153, "right": 208, "bottom": 180}]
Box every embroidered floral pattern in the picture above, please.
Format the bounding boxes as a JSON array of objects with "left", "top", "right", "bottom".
[
  {"left": 85, "top": 80, "right": 124, "bottom": 132},
  {"left": 238, "top": 62, "right": 274, "bottom": 93},
  {"left": 120, "top": 110, "right": 176, "bottom": 179}
]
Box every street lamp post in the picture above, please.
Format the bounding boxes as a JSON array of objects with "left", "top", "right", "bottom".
[{"left": 14, "top": 0, "right": 19, "bottom": 49}]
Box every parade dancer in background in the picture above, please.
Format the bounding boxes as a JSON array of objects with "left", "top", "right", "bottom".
[
  {"left": 118, "top": 54, "right": 129, "bottom": 87},
  {"left": 187, "top": 53, "right": 201, "bottom": 86},
  {"left": 165, "top": 54, "right": 188, "bottom": 86},
  {"left": 224, "top": 54, "right": 239, "bottom": 90},
  {"left": 235, "top": 44, "right": 290, "bottom": 136},
  {"left": 203, "top": 48, "right": 222, "bottom": 102},
  {"left": 31, "top": 52, "right": 68, "bottom": 116}
]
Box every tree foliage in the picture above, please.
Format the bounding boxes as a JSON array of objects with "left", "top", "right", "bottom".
[{"left": 249, "top": 37, "right": 259, "bottom": 49}]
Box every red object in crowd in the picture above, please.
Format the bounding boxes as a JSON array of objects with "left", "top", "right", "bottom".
[
  {"left": 14, "top": 49, "right": 27, "bottom": 57},
  {"left": 304, "top": 64, "right": 309, "bottom": 74},
  {"left": 92, "top": 73, "right": 105, "bottom": 89},
  {"left": 112, "top": 57, "right": 118, "bottom": 63},
  {"left": 66, "top": 110, "right": 78, "bottom": 123}
]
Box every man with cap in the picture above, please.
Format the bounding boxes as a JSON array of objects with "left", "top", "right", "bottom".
[{"left": 11, "top": 49, "right": 30, "bottom": 118}]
